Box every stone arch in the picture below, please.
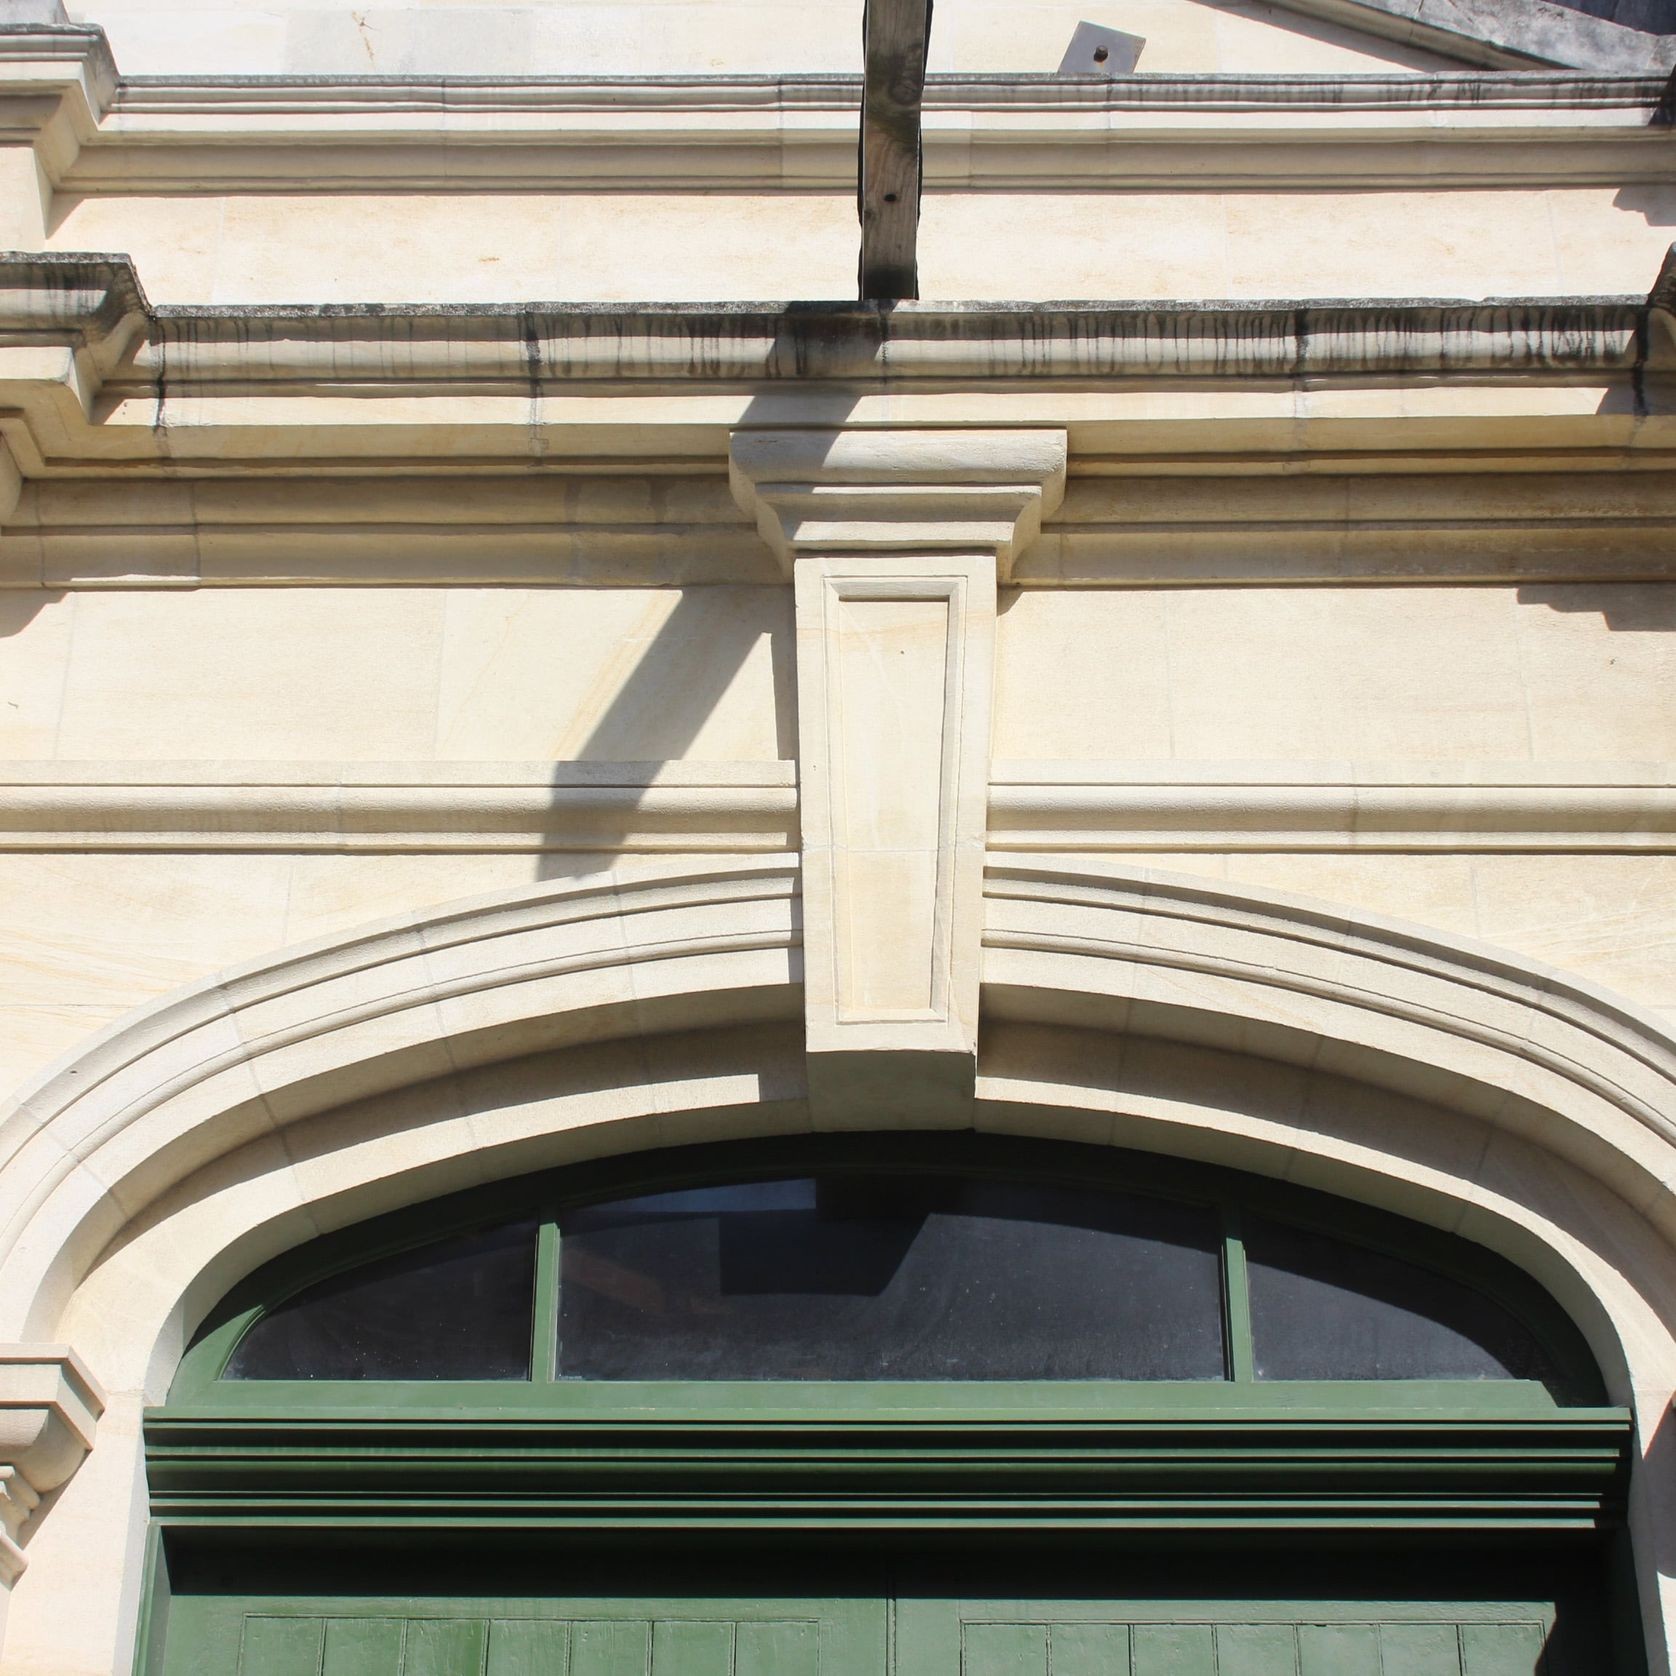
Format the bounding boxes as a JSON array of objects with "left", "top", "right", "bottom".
[{"left": 6, "top": 855, "right": 1676, "bottom": 1674}]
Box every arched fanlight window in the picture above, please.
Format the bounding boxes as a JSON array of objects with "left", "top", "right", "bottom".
[{"left": 196, "top": 1142, "right": 1599, "bottom": 1404}]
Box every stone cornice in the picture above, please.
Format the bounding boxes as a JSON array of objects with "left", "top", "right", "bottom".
[
  {"left": 0, "top": 26, "right": 1670, "bottom": 193},
  {"left": 134, "top": 295, "right": 1646, "bottom": 381},
  {"left": 112, "top": 69, "right": 1671, "bottom": 112},
  {"left": 0, "top": 254, "right": 1669, "bottom": 495},
  {"left": 0, "top": 252, "right": 1656, "bottom": 373}
]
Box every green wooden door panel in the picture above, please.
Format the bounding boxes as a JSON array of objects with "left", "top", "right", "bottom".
[
  {"left": 165, "top": 1590, "right": 879, "bottom": 1676},
  {"left": 486, "top": 1620, "right": 571, "bottom": 1676},
  {"left": 1049, "top": 1622, "right": 1131, "bottom": 1676},
  {"left": 1462, "top": 1622, "right": 1550, "bottom": 1676},
  {"left": 961, "top": 1623, "right": 1048, "bottom": 1676},
  {"left": 322, "top": 1617, "right": 405, "bottom": 1675},
  {"left": 1129, "top": 1625, "right": 1215, "bottom": 1676},
  {"left": 167, "top": 1597, "right": 1576, "bottom": 1676},
  {"left": 921, "top": 1599, "right": 1565, "bottom": 1676},
  {"left": 240, "top": 1618, "right": 322, "bottom": 1675},
  {"left": 413, "top": 1621, "right": 489, "bottom": 1676},
  {"left": 737, "top": 1619, "right": 822, "bottom": 1676},
  {"left": 154, "top": 1553, "right": 1593, "bottom": 1676},
  {"left": 1215, "top": 1623, "right": 1299, "bottom": 1676},
  {"left": 1297, "top": 1624, "right": 1381, "bottom": 1676},
  {"left": 570, "top": 1621, "right": 650, "bottom": 1676}
]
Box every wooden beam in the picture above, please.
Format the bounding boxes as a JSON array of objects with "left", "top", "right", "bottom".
[{"left": 858, "top": 0, "right": 932, "bottom": 301}]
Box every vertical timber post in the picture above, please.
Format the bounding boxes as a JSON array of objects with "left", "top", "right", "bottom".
[{"left": 858, "top": 0, "right": 932, "bottom": 300}]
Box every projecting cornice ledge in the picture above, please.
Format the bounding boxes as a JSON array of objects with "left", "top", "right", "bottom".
[
  {"left": 0, "top": 252, "right": 1657, "bottom": 382},
  {"left": 0, "top": 254, "right": 1671, "bottom": 483}
]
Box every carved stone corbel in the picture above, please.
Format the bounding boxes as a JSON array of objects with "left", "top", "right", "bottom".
[
  {"left": 730, "top": 426, "right": 1066, "bottom": 1120},
  {"left": 0, "top": 1346, "right": 104, "bottom": 1584}
]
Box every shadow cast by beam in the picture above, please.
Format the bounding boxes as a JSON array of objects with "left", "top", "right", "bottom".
[
  {"left": 1517, "top": 581, "right": 1676, "bottom": 629},
  {"left": 533, "top": 301, "right": 881, "bottom": 883}
]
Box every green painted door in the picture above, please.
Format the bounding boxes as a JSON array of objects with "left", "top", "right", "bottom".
[
  {"left": 901, "top": 1599, "right": 1562, "bottom": 1676},
  {"left": 151, "top": 1547, "right": 1605, "bottom": 1676},
  {"left": 163, "top": 1588, "right": 884, "bottom": 1676},
  {"left": 895, "top": 1551, "right": 1606, "bottom": 1676}
]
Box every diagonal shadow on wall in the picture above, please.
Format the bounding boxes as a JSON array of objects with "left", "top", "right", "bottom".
[
  {"left": 532, "top": 302, "right": 877, "bottom": 883},
  {"left": 532, "top": 584, "right": 797, "bottom": 882}
]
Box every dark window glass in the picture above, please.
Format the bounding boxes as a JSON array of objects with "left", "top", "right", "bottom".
[
  {"left": 226, "top": 1220, "right": 537, "bottom": 1380},
  {"left": 1247, "top": 1216, "right": 1562, "bottom": 1387},
  {"left": 557, "top": 1175, "right": 1225, "bottom": 1380}
]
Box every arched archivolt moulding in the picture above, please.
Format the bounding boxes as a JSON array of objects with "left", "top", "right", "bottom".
[{"left": 4, "top": 853, "right": 1676, "bottom": 1676}]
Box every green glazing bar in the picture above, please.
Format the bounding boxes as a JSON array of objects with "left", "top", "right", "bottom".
[
  {"left": 532, "top": 1221, "right": 560, "bottom": 1384},
  {"left": 1222, "top": 1206, "right": 1255, "bottom": 1384}
]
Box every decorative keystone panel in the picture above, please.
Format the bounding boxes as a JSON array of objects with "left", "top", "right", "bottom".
[
  {"left": 731, "top": 427, "right": 1066, "bottom": 1119},
  {"left": 0, "top": 1346, "right": 103, "bottom": 1584}
]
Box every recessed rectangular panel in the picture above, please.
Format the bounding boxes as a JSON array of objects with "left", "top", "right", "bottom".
[
  {"left": 650, "top": 1621, "right": 732, "bottom": 1676},
  {"left": 323, "top": 1618, "right": 405, "bottom": 1676},
  {"left": 831, "top": 590, "right": 951, "bottom": 1019},
  {"left": 929, "top": 1598, "right": 1568, "bottom": 1676},
  {"left": 405, "top": 1619, "right": 488, "bottom": 1676},
  {"left": 1460, "top": 1622, "right": 1546, "bottom": 1676},
  {"left": 1050, "top": 1622, "right": 1132, "bottom": 1676},
  {"left": 1215, "top": 1624, "right": 1299, "bottom": 1676},
  {"left": 963, "top": 1622, "right": 1049, "bottom": 1676},
  {"left": 1380, "top": 1623, "right": 1465, "bottom": 1676},
  {"left": 571, "top": 1622, "right": 650, "bottom": 1676},
  {"left": 1298, "top": 1623, "right": 1381, "bottom": 1676},
  {"left": 1132, "top": 1624, "right": 1216, "bottom": 1676},
  {"left": 488, "top": 1620, "right": 571, "bottom": 1676},
  {"left": 736, "top": 1620, "right": 820, "bottom": 1676},
  {"left": 239, "top": 1617, "right": 324, "bottom": 1676}
]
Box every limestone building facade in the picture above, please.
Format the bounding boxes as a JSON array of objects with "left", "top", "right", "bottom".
[{"left": 3, "top": 0, "right": 1676, "bottom": 1672}]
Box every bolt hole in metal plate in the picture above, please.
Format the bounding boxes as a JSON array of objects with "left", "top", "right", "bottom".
[{"left": 1056, "top": 21, "right": 1144, "bottom": 76}]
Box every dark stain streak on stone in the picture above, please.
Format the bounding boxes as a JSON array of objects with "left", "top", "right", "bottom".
[
  {"left": 520, "top": 309, "right": 545, "bottom": 460},
  {"left": 1633, "top": 305, "right": 1651, "bottom": 418},
  {"left": 151, "top": 317, "right": 168, "bottom": 437}
]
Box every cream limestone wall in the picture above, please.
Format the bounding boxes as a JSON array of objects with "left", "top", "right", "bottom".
[
  {"left": 43, "top": 184, "right": 1676, "bottom": 305},
  {"left": 64, "top": 0, "right": 1459, "bottom": 78},
  {"left": 11, "top": 583, "right": 1671, "bottom": 769},
  {"left": 994, "top": 584, "right": 1676, "bottom": 763},
  {"left": 0, "top": 586, "right": 795, "bottom": 762}
]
